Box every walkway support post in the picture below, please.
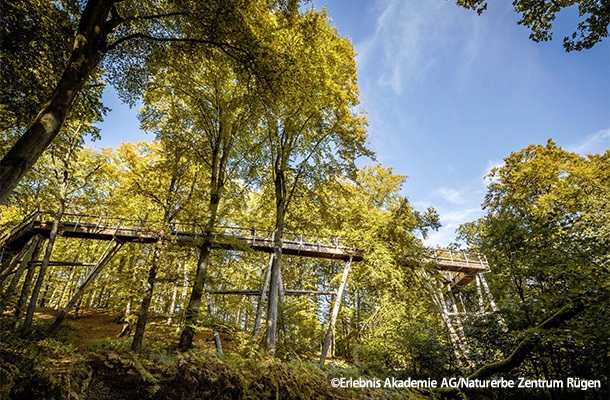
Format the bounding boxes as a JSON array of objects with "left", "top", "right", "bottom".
[
  {"left": 253, "top": 254, "right": 274, "bottom": 338},
  {"left": 47, "top": 239, "right": 123, "bottom": 335},
  {"left": 321, "top": 256, "right": 352, "bottom": 364}
]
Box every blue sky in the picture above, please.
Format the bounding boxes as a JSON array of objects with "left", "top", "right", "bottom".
[{"left": 93, "top": 0, "right": 610, "bottom": 246}]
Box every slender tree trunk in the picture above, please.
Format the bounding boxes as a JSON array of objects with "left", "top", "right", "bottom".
[
  {"left": 0, "top": 236, "right": 42, "bottom": 316},
  {"left": 73, "top": 296, "right": 84, "bottom": 319},
  {"left": 131, "top": 241, "right": 163, "bottom": 352},
  {"left": 321, "top": 256, "right": 352, "bottom": 364},
  {"left": 179, "top": 165, "right": 224, "bottom": 351},
  {"left": 205, "top": 284, "right": 223, "bottom": 354},
  {"left": 166, "top": 282, "right": 179, "bottom": 326},
  {"left": 266, "top": 160, "right": 289, "bottom": 355},
  {"left": 266, "top": 201, "right": 285, "bottom": 354},
  {"left": 0, "top": 0, "right": 115, "bottom": 203},
  {"left": 56, "top": 268, "right": 76, "bottom": 308},
  {"left": 253, "top": 254, "right": 273, "bottom": 338},
  {"left": 175, "top": 258, "right": 190, "bottom": 333},
  {"left": 23, "top": 201, "right": 65, "bottom": 332}
]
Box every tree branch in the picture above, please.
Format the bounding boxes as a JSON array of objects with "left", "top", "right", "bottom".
[
  {"left": 435, "top": 299, "right": 588, "bottom": 398},
  {"left": 105, "top": 33, "right": 249, "bottom": 59}
]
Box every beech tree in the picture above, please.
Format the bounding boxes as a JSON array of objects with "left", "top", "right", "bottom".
[
  {"left": 258, "top": 8, "right": 372, "bottom": 354},
  {"left": 0, "top": 0, "right": 299, "bottom": 204},
  {"left": 138, "top": 46, "right": 260, "bottom": 351}
]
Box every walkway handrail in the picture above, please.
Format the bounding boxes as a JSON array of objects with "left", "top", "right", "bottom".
[{"left": 430, "top": 247, "right": 489, "bottom": 270}]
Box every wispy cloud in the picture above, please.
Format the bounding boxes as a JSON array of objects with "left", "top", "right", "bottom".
[
  {"left": 425, "top": 206, "right": 483, "bottom": 247},
  {"left": 566, "top": 128, "right": 610, "bottom": 155},
  {"left": 420, "top": 162, "right": 502, "bottom": 247},
  {"left": 432, "top": 187, "right": 469, "bottom": 205},
  {"left": 356, "top": 0, "right": 453, "bottom": 96}
]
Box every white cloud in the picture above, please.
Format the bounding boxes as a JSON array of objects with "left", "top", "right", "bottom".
[
  {"left": 432, "top": 187, "right": 468, "bottom": 205},
  {"left": 566, "top": 129, "right": 610, "bottom": 156}
]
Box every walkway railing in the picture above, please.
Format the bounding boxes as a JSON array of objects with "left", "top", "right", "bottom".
[{"left": 432, "top": 248, "right": 489, "bottom": 270}]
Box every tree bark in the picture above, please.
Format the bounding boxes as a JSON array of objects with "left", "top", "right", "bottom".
[
  {"left": 266, "top": 194, "right": 285, "bottom": 354},
  {"left": 178, "top": 138, "right": 228, "bottom": 351},
  {"left": 0, "top": 0, "right": 116, "bottom": 203},
  {"left": 253, "top": 254, "right": 274, "bottom": 338}
]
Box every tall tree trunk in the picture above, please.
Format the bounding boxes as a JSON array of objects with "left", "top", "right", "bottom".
[
  {"left": 266, "top": 172, "right": 286, "bottom": 354},
  {"left": 0, "top": 0, "right": 115, "bottom": 203},
  {"left": 178, "top": 239, "right": 217, "bottom": 351},
  {"left": 120, "top": 251, "right": 141, "bottom": 336},
  {"left": 321, "top": 256, "right": 352, "bottom": 364},
  {"left": 23, "top": 201, "right": 65, "bottom": 332},
  {"left": 179, "top": 162, "right": 224, "bottom": 351},
  {"left": 131, "top": 241, "right": 163, "bottom": 352}
]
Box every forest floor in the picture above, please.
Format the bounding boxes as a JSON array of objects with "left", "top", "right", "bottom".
[
  {"left": 30, "top": 307, "right": 228, "bottom": 351},
  {"left": 1, "top": 308, "right": 434, "bottom": 400}
]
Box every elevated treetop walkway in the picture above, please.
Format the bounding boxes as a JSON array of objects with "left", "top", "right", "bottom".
[
  {"left": 0, "top": 212, "right": 495, "bottom": 365},
  {"left": 0, "top": 212, "right": 363, "bottom": 262},
  {"left": 431, "top": 248, "right": 489, "bottom": 291},
  {"left": 1, "top": 212, "right": 489, "bottom": 290}
]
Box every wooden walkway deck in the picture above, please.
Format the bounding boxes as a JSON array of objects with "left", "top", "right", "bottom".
[{"left": 0, "top": 212, "right": 363, "bottom": 262}]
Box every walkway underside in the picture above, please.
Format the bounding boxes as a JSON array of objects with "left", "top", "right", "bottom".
[{"left": 431, "top": 250, "right": 489, "bottom": 291}]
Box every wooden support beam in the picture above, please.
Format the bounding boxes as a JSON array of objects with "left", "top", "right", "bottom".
[
  {"left": 212, "top": 289, "right": 337, "bottom": 296},
  {"left": 47, "top": 239, "right": 123, "bottom": 335},
  {"left": 478, "top": 273, "right": 508, "bottom": 331},
  {"left": 29, "top": 261, "right": 96, "bottom": 267},
  {"left": 286, "top": 290, "right": 336, "bottom": 296}
]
